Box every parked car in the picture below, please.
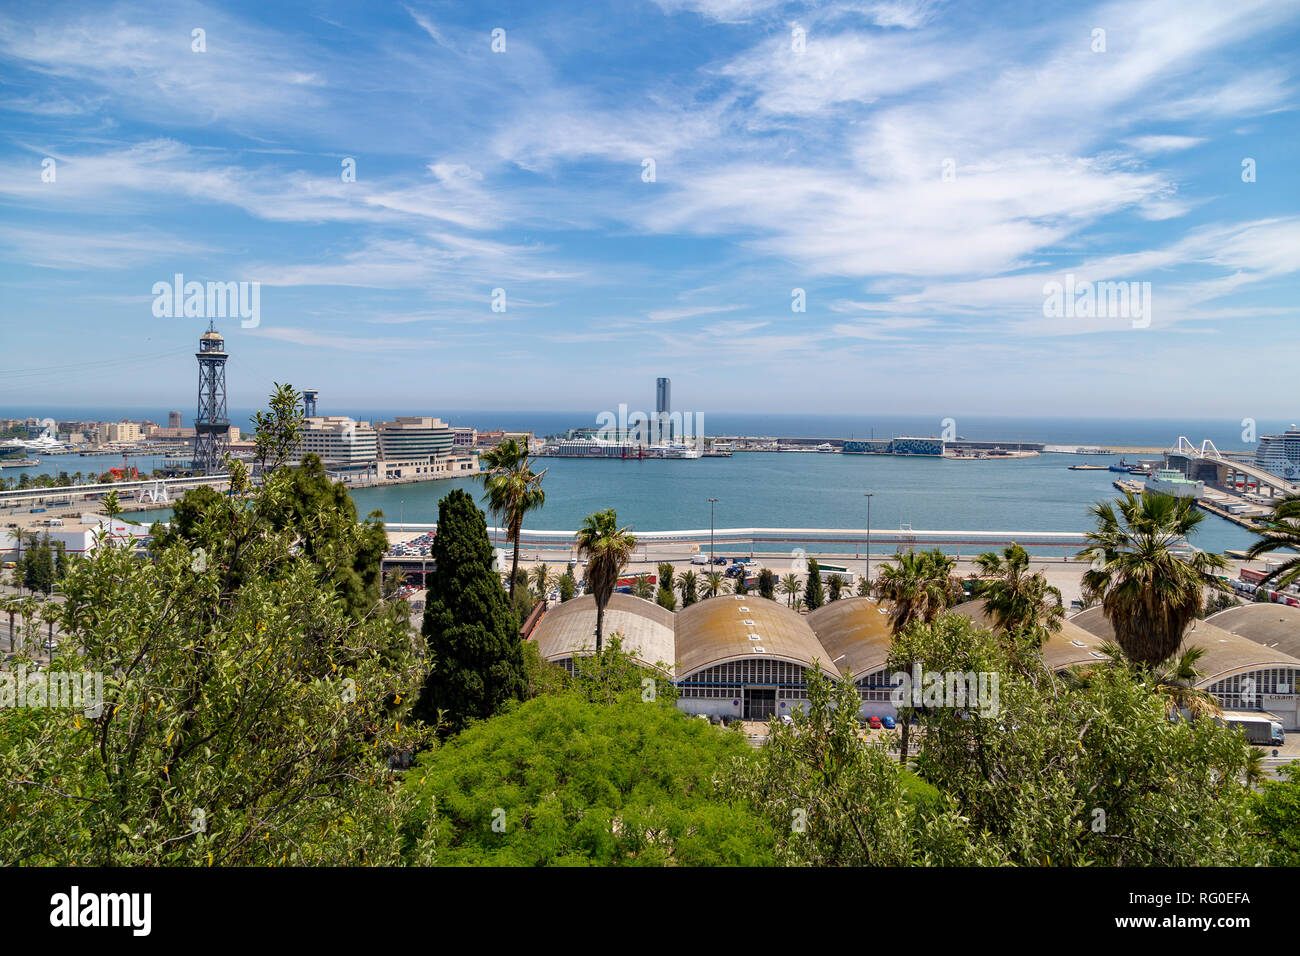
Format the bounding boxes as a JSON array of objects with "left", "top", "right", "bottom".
[
  {"left": 713, "top": 556, "right": 727, "bottom": 565},
  {"left": 881, "top": 715, "right": 896, "bottom": 729},
  {"left": 867, "top": 716, "right": 883, "bottom": 730}
]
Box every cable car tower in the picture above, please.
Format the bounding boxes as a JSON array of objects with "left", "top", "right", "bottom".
[{"left": 193, "top": 321, "right": 230, "bottom": 475}]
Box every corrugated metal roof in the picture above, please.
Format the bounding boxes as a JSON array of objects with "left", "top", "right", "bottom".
[
  {"left": 1207, "top": 604, "right": 1300, "bottom": 660},
  {"left": 1068, "top": 604, "right": 1300, "bottom": 684}
]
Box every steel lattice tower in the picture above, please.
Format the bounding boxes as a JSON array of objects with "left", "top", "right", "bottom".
[{"left": 193, "top": 321, "right": 230, "bottom": 475}]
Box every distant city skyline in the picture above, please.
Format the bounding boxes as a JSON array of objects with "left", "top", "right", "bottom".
[{"left": 1, "top": 0, "right": 1298, "bottom": 416}]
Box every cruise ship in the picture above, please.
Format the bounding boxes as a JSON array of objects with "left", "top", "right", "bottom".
[
  {"left": 1254, "top": 425, "right": 1300, "bottom": 482},
  {"left": 540, "top": 438, "right": 702, "bottom": 459}
]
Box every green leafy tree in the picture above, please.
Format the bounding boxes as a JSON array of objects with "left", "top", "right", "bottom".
[
  {"left": 478, "top": 439, "right": 546, "bottom": 603},
  {"left": 723, "top": 668, "right": 1006, "bottom": 866},
  {"left": 1078, "top": 490, "right": 1227, "bottom": 667},
  {"left": 0, "top": 460, "right": 426, "bottom": 865},
  {"left": 1250, "top": 762, "right": 1300, "bottom": 865},
  {"left": 575, "top": 509, "right": 637, "bottom": 653},
  {"left": 412, "top": 489, "right": 527, "bottom": 734},
  {"left": 558, "top": 571, "right": 576, "bottom": 603},
  {"left": 757, "top": 567, "right": 776, "bottom": 601},
  {"left": 23, "top": 533, "right": 55, "bottom": 596},
  {"left": 887, "top": 612, "right": 1265, "bottom": 866},
  {"left": 827, "top": 575, "right": 843, "bottom": 602},
  {"left": 402, "top": 676, "right": 773, "bottom": 865},
  {"left": 250, "top": 381, "right": 305, "bottom": 473},
  {"left": 802, "top": 559, "right": 824, "bottom": 610},
  {"left": 656, "top": 583, "right": 677, "bottom": 611},
  {"left": 874, "top": 548, "right": 962, "bottom": 763}
]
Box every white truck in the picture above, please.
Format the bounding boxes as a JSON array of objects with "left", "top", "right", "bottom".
[{"left": 1219, "top": 711, "right": 1285, "bottom": 746}]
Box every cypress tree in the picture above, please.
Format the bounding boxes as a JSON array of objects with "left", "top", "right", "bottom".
[
  {"left": 803, "top": 558, "right": 824, "bottom": 611},
  {"left": 413, "top": 489, "right": 526, "bottom": 733}
]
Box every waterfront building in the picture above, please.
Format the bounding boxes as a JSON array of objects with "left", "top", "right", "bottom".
[
  {"left": 656, "top": 377, "right": 672, "bottom": 441},
  {"left": 529, "top": 594, "right": 1141, "bottom": 722},
  {"left": 378, "top": 453, "right": 479, "bottom": 482},
  {"left": 842, "top": 437, "right": 944, "bottom": 456},
  {"left": 1254, "top": 425, "right": 1300, "bottom": 482},
  {"left": 298, "top": 416, "right": 378, "bottom": 466},
  {"left": 452, "top": 426, "right": 477, "bottom": 448},
  {"left": 375, "top": 416, "right": 454, "bottom": 460},
  {"left": 98, "top": 421, "right": 144, "bottom": 444},
  {"left": 168, "top": 410, "right": 182, "bottom": 429}
]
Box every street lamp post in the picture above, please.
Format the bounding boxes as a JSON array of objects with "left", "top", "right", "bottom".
[
  {"left": 708, "top": 497, "right": 718, "bottom": 566},
  {"left": 864, "top": 492, "right": 874, "bottom": 590},
  {"left": 400, "top": 498, "right": 404, "bottom": 531}
]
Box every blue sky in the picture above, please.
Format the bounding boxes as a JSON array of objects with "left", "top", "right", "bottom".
[{"left": 0, "top": 0, "right": 1298, "bottom": 419}]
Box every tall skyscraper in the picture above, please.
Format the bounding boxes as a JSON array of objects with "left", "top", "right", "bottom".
[
  {"left": 303, "top": 388, "right": 319, "bottom": 417},
  {"left": 168, "top": 410, "right": 182, "bottom": 429},
  {"left": 656, "top": 377, "right": 671, "bottom": 440},
  {"left": 193, "top": 321, "right": 230, "bottom": 475}
]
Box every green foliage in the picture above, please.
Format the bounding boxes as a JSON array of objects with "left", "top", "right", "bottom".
[
  {"left": 1245, "top": 492, "right": 1300, "bottom": 590},
  {"left": 655, "top": 584, "right": 677, "bottom": 611},
  {"left": 723, "top": 669, "right": 1007, "bottom": 865},
  {"left": 887, "top": 613, "right": 1265, "bottom": 866},
  {"left": 803, "top": 558, "right": 824, "bottom": 610},
  {"left": 1249, "top": 761, "right": 1300, "bottom": 865},
  {"left": 401, "top": 691, "right": 773, "bottom": 865},
  {"left": 827, "top": 575, "right": 842, "bottom": 602},
  {"left": 557, "top": 572, "right": 576, "bottom": 602},
  {"left": 412, "top": 489, "right": 526, "bottom": 734},
  {"left": 22, "top": 533, "right": 55, "bottom": 595},
  {"left": 0, "top": 458, "right": 426, "bottom": 865},
  {"left": 973, "top": 543, "right": 1064, "bottom": 648},
  {"left": 250, "top": 381, "right": 305, "bottom": 473},
  {"left": 757, "top": 567, "right": 776, "bottom": 600},
  {"left": 1078, "top": 490, "right": 1228, "bottom": 667},
  {"left": 575, "top": 509, "right": 637, "bottom": 652},
  {"left": 676, "top": 569, "right": 698, "bottom": 607},
  {"left": 478, "top": 439, "right": 546, "bottom": 602}
]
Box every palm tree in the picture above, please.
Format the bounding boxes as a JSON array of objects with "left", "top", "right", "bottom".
[
  {"left": 874, "top": 548, "right": 963, "bottom": 765},
  {"left": 973, "top": 543, "right": 1064, "bottom": 647},
  {"left": 1245, "top": 493, "right": 1300, "bottom": 590},
  {"left": 530, "top": 562, "right": 550, "bottom": 599},
  {"left": 779, "top": 573, "right": 801, "bottom": 607},
  {"left": 632, "top": 573, "right": 654, "bottom": 600},
  {"left": 1078, "top": 490, "right": 1227, "bottom": 668},
  {"left": 478, "top": 439, "right": 547, "bottom": 602},
  {"left": 702, "top": 571, "right": 726, "bottom": 598},
  {"left": 1244, "top": 747, "right": 1267, "bottom": 788},
  {"left": 676, "top": 569, "right": 698, "bottom": 607},
  {"left": 873, "top": 549, "right": 962, "bottom": 634},
  {"left": 575, "top": 509, "right": 637, "bottom": 653}
]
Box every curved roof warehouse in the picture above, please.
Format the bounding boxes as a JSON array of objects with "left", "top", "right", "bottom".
[{"left": 528, "top": 594, "right": 1300, "bottom": 726}]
